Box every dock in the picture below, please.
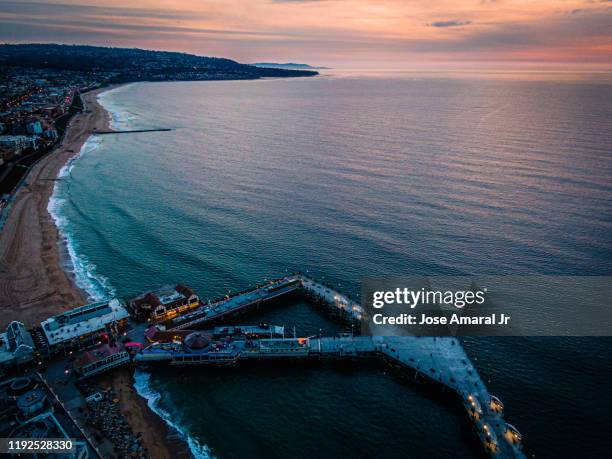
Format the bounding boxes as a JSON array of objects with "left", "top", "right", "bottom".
[
  {"left": 376, "top": 336, "right": 523, "bottom": 458},
  {"left": 167, "top": 275, "right": 303, "bottom": 329},
  {"left": 300, "top": 276, "right": 364, "bottom": 321}
]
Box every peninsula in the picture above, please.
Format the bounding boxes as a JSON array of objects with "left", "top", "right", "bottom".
[{"left": 251, "top": 62, "right": 330, "bottom": 70}]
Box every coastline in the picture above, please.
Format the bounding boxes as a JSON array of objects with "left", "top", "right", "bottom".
[
  {"left": 0, "top": 84, "right": 186, "bottom": 459},
  {"left": 0, "top": 87, "right": 109, "bottom": 327},
  {"left": 100, "top": 368, "right": 193, "bottom": 459}
]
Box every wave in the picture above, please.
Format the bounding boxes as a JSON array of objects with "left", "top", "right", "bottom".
[
  {"left": 97, "top": 84, "right": 137, "bottom": 130},
  {"left": 91, "top": 85, "right": 216, "bottom": 457},
  {"left": 50, "top": 84, "right": 215, "bottom": 457},
  {"left": 47, "top": 136, "right": 116, "bottom": 301},
  {"left": 133, "top": 369, "right": 214, "bottom": 459},
  {"left": 47, "top": 84, "right": 139, "bottom": 300},
  {"left": 46, "top": 83, "right": 139, "bottom": 300}
]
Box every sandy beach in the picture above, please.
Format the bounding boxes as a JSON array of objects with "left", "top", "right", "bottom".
[
  {"left": 0, "top": 88, "right": 108, "bottom": 328},
  {"left": 0, "top": 86, "right": 184, "bottom": 459},
  {"left": 101, "top": 368, "right": 192, "bottom": 459}
]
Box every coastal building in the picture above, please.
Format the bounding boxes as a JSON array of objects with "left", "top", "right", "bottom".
[
  {"left": 143, "top": 323, "right": 286, "bottom": 343},
  {"left": 10, "top": 411, "right": 90, "bottom": 459},
  {"left": 44, "top": 128, "right": 59, "bottom": 139},
  {"left": 26, "top": 120, "right": 43, "bottom": 135},
  {"left": 0, "top": 321, "right": 35, "bottom": 368},
  {"left": 244, "top": 338, "right": 310, "bottom": 358},
  {"left": 37, "top": 299, "right": 129, "bottom": 353},
  {"left": 16, "top": 388, "right": 47, "bottom": 418},
  {"left": 130, "top": 284, "right": 199, "bottom": 321},
  {"left": 0, "top": 375, "right": 94, "bottom": 459},
  {"left": 73, "top": 343, "right": 131, "bottom": 379},
  {"left": 212, "top": 324, "right": 286, "bottom": 339},
  {"left": 0, "top": 135, "right": 34, "bottom": 154},
  {"left": 136, "top": 335, "right": 311, "bottom": 366}
]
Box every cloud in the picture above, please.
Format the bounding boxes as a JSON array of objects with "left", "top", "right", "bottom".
[
  {"left": 0, "top": 0, "right": 610, "bottom": 66},
  {"left": 429, "top": 20, "right": 472, "bottom": 28},
  {"left": 0, "top": 1, "right": 200, "bottom": 21}
]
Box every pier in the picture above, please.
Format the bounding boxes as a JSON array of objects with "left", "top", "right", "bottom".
[
  {"left": 312, "top": 335, "right": 524, "bottom": 457},
  {"left": 376, "top": 336, "right": 523, "bottom": 458},
  {"left": 132, "top": 274, "right": 524, "bottom": 458},
  {"left": 167, "top": 275, "right": 303, "bottom": 330},
  {"left": 16, "top": 274, "right": 526, "bottom": 459},
  {"left": 135, "top": 333, "right": 524, "bottom": 457},
  {"left": 166, "top": 274, "right": 362, "bottom": 330},
  {"left": 300, "top": 276, "right": 364, "bottom": 322}
]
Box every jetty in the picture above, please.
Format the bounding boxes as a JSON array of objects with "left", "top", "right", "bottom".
[{"left": 94, "top": 128, "right": 172, "bottom": 134}]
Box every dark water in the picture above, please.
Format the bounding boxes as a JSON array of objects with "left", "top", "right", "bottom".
[{"left": 50, "top": 73, "right": 612, "bottom": 458}]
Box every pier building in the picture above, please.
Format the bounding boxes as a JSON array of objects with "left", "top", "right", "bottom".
[
  {"left": 167, "top": 275, "right": 302, "bottom": 329},
  {"left": 35, "top": 299, "right": 129, "bottom": 354},
  {"left": 130, "top": 284, "right": 199, "bottom": 322},
  {"left": 0, "top": 321, "right": 35, "bottom": 368},
  {"left": 73, "top": 343, "right": 131, "bottom": 380}
]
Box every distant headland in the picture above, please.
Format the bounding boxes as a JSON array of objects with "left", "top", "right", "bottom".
[
  {"left": 251, "top": 62, "right": 330, "bottom": 70},
  {"left": 0, "top": 44, "right": 319, "bottom": 83}
]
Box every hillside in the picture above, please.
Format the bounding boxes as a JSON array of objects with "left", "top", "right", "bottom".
[{"left": 0, "top": 44, "right": 318, "bottom": 82}]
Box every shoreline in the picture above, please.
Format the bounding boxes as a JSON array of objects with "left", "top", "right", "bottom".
[
  {"left": 100, "top": 368, "right": 193, "bottom": 459},
  {"left": 0, "top": 84, "right": 187, "bottom": 458},
  {"left": 0, "top": 87, "right": 110, "bottom": 326}
]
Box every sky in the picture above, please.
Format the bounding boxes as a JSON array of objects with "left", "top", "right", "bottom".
[{"left": 0, "top": 0, "right": 611, "bottom": 68}]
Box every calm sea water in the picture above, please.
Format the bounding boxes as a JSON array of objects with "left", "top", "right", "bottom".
[{"left": 51, "top": 72, "right": 612, "bottom": 458}]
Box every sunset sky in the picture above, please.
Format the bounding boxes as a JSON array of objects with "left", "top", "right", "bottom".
[{"left": 1, "top": 0, "right": 611, "bottom": 68}]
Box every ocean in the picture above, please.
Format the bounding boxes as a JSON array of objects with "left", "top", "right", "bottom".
[{"left": 49, "top": 71, "right": 612, "bottom": 458}]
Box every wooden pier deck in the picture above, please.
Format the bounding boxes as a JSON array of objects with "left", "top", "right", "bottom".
[
  {"left": 308, "top": 335, "right": 524, "bottom": 457},
  {"left": 300, "top": 276, "right": 364, "bottom": 321},
  {"left": 168, "top": 275, "right": 302, "bottom": 330},
  {"left": 376, "top": 336, "right": 525, "bottom": 458}
]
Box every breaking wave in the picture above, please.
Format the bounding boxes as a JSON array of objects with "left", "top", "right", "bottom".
[
  {"left": 133, "top": 369, "right": 214, "bottom": 459},
  {"left": 97, "top": 84, "right": 137, "bottom": 130},
  {"left": 47, "top": 85, "right": 137, "bottom": 301},
  {"left": 48, "top": 85, "right": 214, "bottom": 459},
  {"left": 47, "top": 134, "right": 115, "bottom": 301}
]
